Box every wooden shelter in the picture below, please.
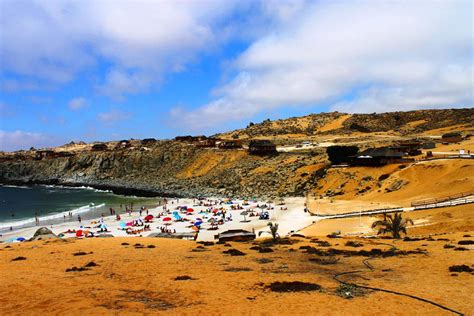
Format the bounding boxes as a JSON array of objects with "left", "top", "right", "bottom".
[
  {"left": 248, "top": 139, "right": 277, "bottom": 155},
  {"left": 391, "top": 140, "right": 423, "bottom": 156},
  {"left": 91, "top": 143, "right": 108, "bottom": 151},
  {"left": 441, "top": 132, "right": 462, "bottom": 143},
  {"left": 215, "top": 229, "right": 256, "bottom": 242},
  {"left": 351, "top": 147, "right": 413, "bottom": 166},
  {"left": 196, "top": 138, "right": 218, "bottom": 148},
  {"left": 218, "top": 140, "right": 243, "bottom": 149},
  {"left": 141, "top": 138, "right": 157, "bottom": 146}
]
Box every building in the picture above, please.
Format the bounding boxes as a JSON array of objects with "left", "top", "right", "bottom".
[
  {"left": 351, "top": 147, "right": 414, "bottom": 166},
  {"left": 421, "top": 141, "right": 436, "bottom": 149},
  {"left": 248, "top": 139, "right": 277, "bottom": 155},
  {"left": 215, "top": 229, "right": 256, "bottom": 242},
  {"left": 441, "top": 132, "right": 462, "bottom": 143},
  {"left": 141, "top": 138, "right": 157, "bottom": 146},
  {"left": 35, "top": 150, "right": 74, "bottom": 160},
  {"left": 218, "top": 140, "right": 243, "bottom": 149},
  {"left": 196, "top": 138, "right": 218, "bottom": 148},
  {"left": 34, "top": 150, "right": 55, "bottom": 160},
  {"left": 175, "top": 135, "right": 207, "bottom": 142},
  {"left": 115, "top": 140, "right": 131, "bottom": 149},
  {"left": 91, "top": 143, "right": 108, "bottom": 151},
  {"left": 391, "top": 140, "right": 423, "bottom": 156}
]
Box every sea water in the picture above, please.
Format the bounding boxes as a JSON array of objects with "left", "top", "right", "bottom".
[{"left": 0, "top": 185, "right": 161, "bottom": 232}]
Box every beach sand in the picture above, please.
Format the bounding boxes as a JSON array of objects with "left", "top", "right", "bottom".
[
  {"left": 1, "top": 231, "right": 472, "bottom": 315},
  {"left": 0, "top": 197, "right": 313, "bottom": 243}
]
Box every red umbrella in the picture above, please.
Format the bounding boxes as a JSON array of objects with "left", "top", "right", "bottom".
[
  {"left": 144, "top": 214, "right": 154, "bottom": 221},
  {"left": 75, "top": 230, "right": 83, "bottom": 237},
  {"left": 187, "top": 208, "right": 194, "bottom": 213},
  {"left": 163, "top": 217, "right": 172, "bottom": 221}
]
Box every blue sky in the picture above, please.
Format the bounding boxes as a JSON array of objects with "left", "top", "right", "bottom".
[{"left": 0, "top": 0, "right": 472, "bottom": 151}]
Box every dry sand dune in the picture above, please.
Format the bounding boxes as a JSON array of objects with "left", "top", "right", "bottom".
[{"left": 1, "top": 231, "right": 472, "bottom": 315}]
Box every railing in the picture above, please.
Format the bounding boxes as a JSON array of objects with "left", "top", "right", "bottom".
[{"left": 411, "top": 191, "right": 474, "bottom": 207}]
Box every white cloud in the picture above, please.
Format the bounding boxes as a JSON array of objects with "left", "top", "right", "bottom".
[
  {"left": 0, "top": 130, "right": 58, "bottom": 151},
  {"left": 175, "top": 0, "right": 473, "bottom": 130},
  {"left": 97, "top": 109, "right": 131, "bottom": 124},
  {"left": 0, "top": 0, "right": 242, "bottom": 97},
  {"left": 68, "top": 97, "right": 88, "bottom": 110}
]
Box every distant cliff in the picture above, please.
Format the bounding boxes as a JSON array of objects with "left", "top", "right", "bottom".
[
  {"left": 1, "top": 108, "right": 472, "bottom": 198},
  {"left": 0, "top": 141, "right": 326, "bottom": 198}
]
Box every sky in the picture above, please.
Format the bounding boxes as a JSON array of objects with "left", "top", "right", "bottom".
[{"left": 0, "top": 0, "right": 472, "bottom": 151}]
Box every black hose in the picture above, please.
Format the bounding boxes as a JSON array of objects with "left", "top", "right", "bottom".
[{"left": 333, "top": 263, "right": 463, "bottom": 315}]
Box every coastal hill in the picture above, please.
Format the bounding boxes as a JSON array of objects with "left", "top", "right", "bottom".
[{"left": 0, "top": 108, "right": 473, "bottom": 199}]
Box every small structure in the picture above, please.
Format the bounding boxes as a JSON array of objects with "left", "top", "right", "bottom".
[
  {"left": 35, "top": 150, "right": 55, "bottom": 160},
  {"left": 215, "top": 229, "right": 256, "bottom": 242},
  {"left": 351, "top": 147, "right": 413, "bottom": 166},
  {"left": 115, "top": 140, "right": 131, "bottom": 149},
  {"left": 196, "top": 138, "right": 218, "bottom": 148},
  {"left": 148, "top": 232, "right": 196, "bottom": 240},
  {"left": 141, "top": 138, "right": 157, "bottom": 146},
  {"left": 421, "top": 141, "right": 436, "bottom": 149},
  {"left": 391, "top": 140, "right": 423, "bottom": 156},
  {"left": 248, "top": 139, "right": 277, "bottom": 155},
  {"left": 175, "top": 135, "right": 207, "bottom": 142},
  {"left": 91, "top": 143, "right": 108, "bottom": 151},
  {"left": 441, "top": 132, "right": 462, "bottom": 143},
  {"left": 218, "top": 140, "right": 243, "bottom": 149}
]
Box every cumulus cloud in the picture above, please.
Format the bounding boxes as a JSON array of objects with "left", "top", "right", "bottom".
[
  {"left": 0, "top": 0, "right": 243, "bottom": 97},
  {"left": 68, "top": 97, "right": 88, "bottom": 110},
  {"left": 97, "top": 109, "right": 131, "bottom": 124},
  {"left": 174, "top": 0, "right": 473, "bottom": 130},
  {"left": 0, "top": 130, "right": 58, "bottom": 151}
]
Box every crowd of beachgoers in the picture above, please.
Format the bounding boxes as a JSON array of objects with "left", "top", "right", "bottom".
[{"left": 0, "top": 197, "right": 312, "bottom": 242}]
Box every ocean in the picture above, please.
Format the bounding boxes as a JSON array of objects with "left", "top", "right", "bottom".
[{"left": 0, "top": 185, "right": 161, "bottom": 232}]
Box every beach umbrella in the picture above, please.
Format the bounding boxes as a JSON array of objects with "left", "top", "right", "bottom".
[
  {"left": 144, "top": 214, "right": 154, "bottom": 221},
  {"left": 99, "top": 223, "right": 107, "bottom": 230},
  {"left": 163, "top": 217, "right": 172, "bottom": 222},
  {"left": 16, "top": 237, "right": 26, "bottom": 242},
  {"left": 194, "top": 222, "right": 202, "bottom": 227},
  {"left": 119, "top": 222, "right": 127, "bottom": 229},
  {"left": 186, "top": 208, "right": 194, "bottom": 213},
  {"left": 75, "top": 230, "right": 83, "bottom": 237},
  {"left": 240, "top": 211, "right": 249, "bottom": 222}
]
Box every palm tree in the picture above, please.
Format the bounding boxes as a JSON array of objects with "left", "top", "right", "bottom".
[
  {"left": 371, "top": 212, "right": 414, "bottom": 239},
  {"left": 258, "top": 222, "right": 280, "bottom": 241}
]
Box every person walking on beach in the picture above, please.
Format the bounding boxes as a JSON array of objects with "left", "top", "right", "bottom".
[{"left": 78, "top": 214, "right": 82, "bottom": 223}]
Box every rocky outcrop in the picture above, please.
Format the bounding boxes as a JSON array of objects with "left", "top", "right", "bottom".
[{"left": 0, "top": 141, "right": 327, "bottom": 198}]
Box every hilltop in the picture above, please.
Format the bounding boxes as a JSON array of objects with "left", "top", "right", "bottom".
[{"left": 0, "top": 108, "right": 473, "bottom": 199}]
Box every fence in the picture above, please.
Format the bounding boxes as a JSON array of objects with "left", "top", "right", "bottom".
[{"left": 411, "top": 190, "right": 474, "bottom": 207}]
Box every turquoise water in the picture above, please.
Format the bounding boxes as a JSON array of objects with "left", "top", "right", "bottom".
[{"left": 0, "top": 185, "right": 161, "bottom": 231}]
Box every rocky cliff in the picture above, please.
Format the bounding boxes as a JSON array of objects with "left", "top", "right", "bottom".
[
  {"left": 1, "top": 108, "right": 472, "bottom": 198},
  {"left": 0, "top": 140, "right": 326, "bottom": 198}
]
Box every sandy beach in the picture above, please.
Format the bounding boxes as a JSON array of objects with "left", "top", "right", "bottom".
[{"left": 0, "top": 197, "right": 313, "bottom": 243}]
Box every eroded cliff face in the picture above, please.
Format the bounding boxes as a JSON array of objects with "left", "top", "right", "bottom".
[{"left": 0, "top": 141, "right": 325, "bottom": 198}]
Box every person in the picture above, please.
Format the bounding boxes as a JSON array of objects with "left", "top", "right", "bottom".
[
  {"left": 78, "top": 214, "right": 82, "bottom": 223},
  {"left": 63, "top": 214, "right": 66, "bottom": 221},
  {"left": 116, "top": 214, "right": 121, "bottom": 221}
]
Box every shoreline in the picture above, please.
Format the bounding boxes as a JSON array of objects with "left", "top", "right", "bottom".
[
  {"left": 0, "top": 179, "right": 180, "bottom": 198},
  {"left": 0, "top": 197, "right": 311, "bottom": 242}
]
